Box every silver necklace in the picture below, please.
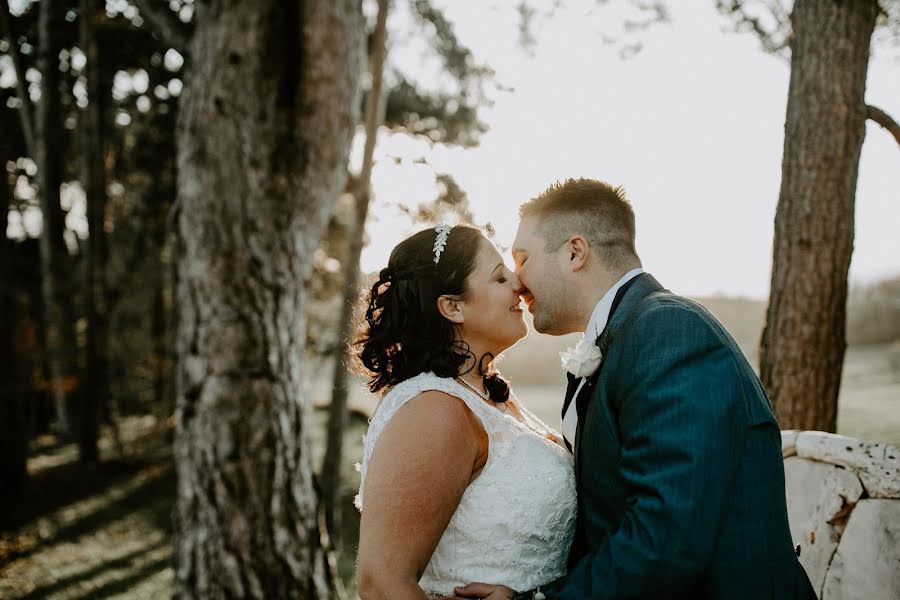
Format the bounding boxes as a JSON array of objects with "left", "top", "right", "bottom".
[{"left": 456, "top": 376, "right": 508, "bottom": 412}]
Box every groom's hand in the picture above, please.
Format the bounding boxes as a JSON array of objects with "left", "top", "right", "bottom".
[{"left": 449, "top": 583, "right": 515, "bottom": 599}]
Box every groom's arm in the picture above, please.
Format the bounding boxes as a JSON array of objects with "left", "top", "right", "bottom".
[{"left": 543, "top": 304, "right": 748, "bottom": 599}]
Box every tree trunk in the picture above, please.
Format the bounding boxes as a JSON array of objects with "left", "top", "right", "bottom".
[
  {"left": 36, "top": 0, "right": 79, "bottom": 435},
  {"left": 152, "top": 256, "right": 169, "bottom": 422},
  {"left": 0, "top": 1, "right": 34, "bottom": 156},
  {"left": 0, "top": 161, "right": 28, "bottom": 506},
  {"left": 321, "top": 0, "right": 389, "bottom": 544},
  {"left": 173, "top": 1, "right": 363, "bottom": 598},
  {"left": 155, "top": 135, "right": 179, "bottom": 440},
  {"left": 760, "top": 0, "right": 879, "bottom": 432},
  {"left": 79, "top": 0, "right": 107, "bottom": 463}
]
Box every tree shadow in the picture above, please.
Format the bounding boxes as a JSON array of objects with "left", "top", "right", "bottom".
[
  {"left": 3, "top": 421, "right": 173, "bottom": 533},
  {"left": 79, "top": 554, "right": 173, "bottom": 599},
  {"left": 0, "top": 462, "right": 175, "bottom": 567},
  {"left": 0, "top": 460, "right": 171, "bottom": 533},
  {"left": 15, "top": 540, "right": 171, "bottom": 600},
  {"left": 1, "top": 459, "right": 151, "bottom": 532}
]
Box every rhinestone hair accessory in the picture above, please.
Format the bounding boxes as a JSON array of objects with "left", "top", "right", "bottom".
[{"left": 433, "top": 224, "right": 452, "bottom": 264}]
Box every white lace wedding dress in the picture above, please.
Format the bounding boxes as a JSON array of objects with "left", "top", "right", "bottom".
[{"left": 355, "top": 373, "right": 577, "bottom": 598}]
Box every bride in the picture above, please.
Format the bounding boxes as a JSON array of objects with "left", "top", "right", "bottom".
[{"left": 353, "top": 224, "right": 576, "bottom": 599}]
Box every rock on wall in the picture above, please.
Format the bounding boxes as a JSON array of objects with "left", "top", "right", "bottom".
[{"left": 781, "top": 431, "right": 900, "bottom": 600}]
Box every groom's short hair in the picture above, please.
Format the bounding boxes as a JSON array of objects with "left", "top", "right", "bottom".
[{"left": 519, "top": 178, "right": 638, "bottom": 269}]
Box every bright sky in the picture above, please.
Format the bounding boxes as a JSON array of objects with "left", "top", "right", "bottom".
[{"left": 357, "top": 0, "right": 900, "bottom": 299}]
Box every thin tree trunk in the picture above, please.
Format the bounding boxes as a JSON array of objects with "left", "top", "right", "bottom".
[
  {"left": 0, "top": 1, "right": 34, "bottom": 156},
  {"left": 36, "top": 0, "right": 79, "bottom": 435},
  {"left": 0, "top": 160, "right": 28, "bottom": 507},
  {"left": 760, "top": 0, "right": 879, "bottom": 432},
  {"left": 321, "top": 0, "right": 390, "bottom": 543},
  {"left": 79, "top": 0, "right": 106, "bottom": 463},
  {"left": 173, "top": 1, "right": 363, "bottom": 598},
  {"left": 153, "top": 258, "right": 168, "bottom": 420},
  {"left": 155, "top": 133, "right": 178, "bottom": 440},
  {"left": 165, "top": 198, "right": 178, "bottom": 441}
]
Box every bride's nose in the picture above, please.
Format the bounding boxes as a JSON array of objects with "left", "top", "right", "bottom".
[{"left": 511, "top": 272, "right": 524, "bottom": 294}]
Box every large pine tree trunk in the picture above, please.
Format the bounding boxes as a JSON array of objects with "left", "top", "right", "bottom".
[
  {"left": 36, "top": 0, "right": 79, "bottom": 435},
  {"left": 321, "top": 0, "right": 389, "bottom": 542},
  {"left": 79, "top": 0, "right": 107, "bottom": 463},
  {"left": 173, "top": 1, "right": 363, "bottom": 598},
  {"left": 760, "top": 0, "right": 879, "bottom": 432}
]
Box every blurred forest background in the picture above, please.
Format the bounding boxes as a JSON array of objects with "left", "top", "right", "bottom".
[{"left": 1, "top": 0, "right": 898, "bottom": 598}]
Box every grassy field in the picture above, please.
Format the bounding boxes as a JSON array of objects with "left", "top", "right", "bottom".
[{"left": 831, "top": 343, "right": 900, "bottom": 445}]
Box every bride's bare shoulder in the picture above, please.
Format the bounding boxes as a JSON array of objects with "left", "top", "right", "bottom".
[{"left": 387, "top": 390, "right": 482, "bottom": 438}]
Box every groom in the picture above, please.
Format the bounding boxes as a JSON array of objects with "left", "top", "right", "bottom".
[{"left": 453, "top": 179, "right": 815, "bottom": 599}]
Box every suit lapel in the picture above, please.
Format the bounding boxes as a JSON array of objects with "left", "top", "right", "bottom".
[
  {"left": 568, "top": 274, "right": 666, "bottom": 565},
  {"left": 574, "top": 273, "right": 665, "bottom": 463},
  {"left": 595, "top": 273, "right": 664, "bottom": 358}
]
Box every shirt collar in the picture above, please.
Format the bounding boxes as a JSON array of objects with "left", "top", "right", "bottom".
[{"left": 586, "top": 268, "right": 645, "bottom": 340}]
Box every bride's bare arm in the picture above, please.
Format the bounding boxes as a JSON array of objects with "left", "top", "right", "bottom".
[{"left": 357, "top": 391, "right": 488, "bottom": 600}]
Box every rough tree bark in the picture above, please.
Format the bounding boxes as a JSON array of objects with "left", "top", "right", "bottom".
[
  {"left": 321, "top": 0, "right": 390, "bottom": 543},
  {"left": 78, "top": 0, "right": 107, "bottom": 463},
  {"left": 760, "top": 0, "right": 880, "bottom": 431},
  {"left": 173, "top": 1, "right": 363, "bottom": 598},
  {"left": 36, "top": 0, "right": 79, "bottom": 435}
]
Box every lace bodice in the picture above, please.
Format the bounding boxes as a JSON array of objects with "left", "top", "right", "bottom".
[{"left": 355, "top": 373, "right": 577, "bottom": 598}]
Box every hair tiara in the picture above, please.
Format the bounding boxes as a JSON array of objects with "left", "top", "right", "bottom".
[{"left": 433, "top": 224, "right": 452, "bottom": 264}]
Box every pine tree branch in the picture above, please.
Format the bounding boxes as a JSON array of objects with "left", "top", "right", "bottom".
[
  {"left": 715, "top": 0, "right": 792, "bottom": 58},
  {"left": 866, "top": 104, "right": 900, "bottom": 147},
  {"left": 358, "top": 0, "right": 389, "bottom": 190}
]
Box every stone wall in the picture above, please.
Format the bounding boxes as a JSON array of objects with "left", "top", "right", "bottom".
[{"left": 781, "top": 431, "right": 900, "bottom": 600}]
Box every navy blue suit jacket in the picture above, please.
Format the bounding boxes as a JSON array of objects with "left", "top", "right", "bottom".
[{"left": 541, "top": 274, "right": 816, "bottom": 599}]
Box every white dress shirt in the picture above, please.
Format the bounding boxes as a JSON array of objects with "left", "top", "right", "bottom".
[{"left": 562, "top": 268, "right": 645, "bottom": 450}]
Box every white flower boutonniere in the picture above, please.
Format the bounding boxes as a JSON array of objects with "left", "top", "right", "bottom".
[{"left": 559, "top": 335, "right": 603, "bottom": 378}]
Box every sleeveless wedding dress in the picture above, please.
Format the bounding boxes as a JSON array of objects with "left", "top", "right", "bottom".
[{"left": 355, "top": 373, "right": 577, "bottom": 598}]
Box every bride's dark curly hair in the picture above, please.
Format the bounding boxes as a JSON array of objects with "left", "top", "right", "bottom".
[{"left": 354, "top": 224, "right": 511, "bottom": 403}]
